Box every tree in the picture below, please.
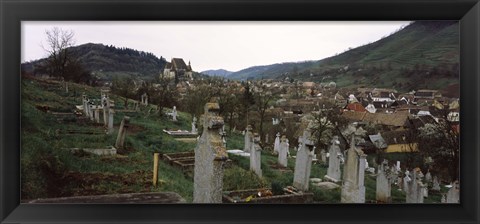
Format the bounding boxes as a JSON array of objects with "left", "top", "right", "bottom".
[
  {"left": 310, "top": 104, "right": 348, "bottom": 153},
  {"left": 417, "top": 110, "right": 459, "bottom": 182},
  {"left": 151, "top": 75, "right": 178, "bottom": 116},
  {"left": 39, "top": 27, "right": 92, "bottom": 83},
  {"left": 42, "top": 27, "right": 75, "bottom": 79},
  {"left": 111, "top": 76, "right": 136, "bottom": 109},
  {"left": 252, "top": 85, "right": 276, "bottom": 144}
]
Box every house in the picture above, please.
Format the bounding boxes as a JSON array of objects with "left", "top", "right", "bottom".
[
  {"left": 381, "top": 130, "right": 418, "bottom": 153},
  {"left": 344, "top": 102, "right": 367, "bottom": 112},
  {"left": 162, "top": 58, "right": 193, "bottom": 81},
  {"left": 414, "top": 90, "right": 441, "bottom": 101},
  {"left": 369, "top": 88, "right": 397, "bottom": 103}
]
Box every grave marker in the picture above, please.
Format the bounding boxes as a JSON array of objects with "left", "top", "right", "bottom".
[
  {"left": 341, "top": 135, "right": 367, "bottom": 203},
  {"left": 293, "top": 129, "right": 315, "bottom": 191},
  {"left": 193, "top": 103, "right": 228, "bottom": 203}
]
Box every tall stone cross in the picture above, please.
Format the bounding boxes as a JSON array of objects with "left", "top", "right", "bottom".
[
  {"left": 193, "top": 103, "right": 228, "bottom": 203},
  {"left": 341, "top": 134, "right": 367, "bottom": 203},
  {"left": 325, "top": 136, "right": 342, "bottom": 182},
  {"left": 172, "top": 106, "right": 177, "bottom": 121},
  {"left": 293, "top": 129, "right": 315, "bottom": 191},
  {"left": 243, "top": 125, "right": 253, "bottom": 153},
  {"left": 376, "top": 159, "right": 392, "bottom": 203},
  {"left": 250, "top": 133, "right": 262, "bottom": 177}
]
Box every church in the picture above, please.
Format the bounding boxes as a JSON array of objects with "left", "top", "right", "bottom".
[{"left": 161, "top": 58, "right": 193, "bottom": 81}]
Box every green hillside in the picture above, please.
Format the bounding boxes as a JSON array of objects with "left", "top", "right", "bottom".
[
  {"left": 228, "top": 21, "right": 459, "bottom": 91},
  {"left": 22, "top": 43, "right": 167, "bottom": 81}
]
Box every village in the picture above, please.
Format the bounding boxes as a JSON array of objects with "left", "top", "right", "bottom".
[{"left": 22, "top": 57, "right": 460, "bottom": 204}]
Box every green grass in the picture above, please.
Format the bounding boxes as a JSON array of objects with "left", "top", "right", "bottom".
[{"left": 21, "top": 77, "right": 448, "bottom": 204}]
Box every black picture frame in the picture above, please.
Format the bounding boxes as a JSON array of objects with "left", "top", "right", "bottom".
[{"left": 1, "top": 0, "right": 479, "bottom": 223}]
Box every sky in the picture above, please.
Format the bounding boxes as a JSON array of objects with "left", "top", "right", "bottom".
[{"left": 22, "top": 21, "right": 411, "bottom": 72}]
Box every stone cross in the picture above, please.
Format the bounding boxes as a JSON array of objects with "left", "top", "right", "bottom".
[
  {"left": 341, "top": 135, "right": 367, "bottom": 203},
  {"left": 273, "top": 132, "right": 281, "bottom": 154},
  {"left": 445, "top": 181, "right": 460, "bottom": 203},
  {"left": 107, "top": 108, "right": 115, "bottom": 135},
  {"left": 191, "top": 116, "right": 198, "bottom": 133},
  {"left": 115, "top": 116, "right": 130, "bottom": 149},
  {"left": 376, "top": 160, "right": 392, "bottom": 203},
  {"left": 425, "top": 170, "right": 432, "bottom": 183},
  {"left": 102, "top": 96, "right": 109, "bottom": 126},
  {"left": 320, "top": 149, "right": 327, "bottom": 164},
  {"left": 243, "top": 125, "right": 253, "bottom": 153},
  {"left": 250, "top": 133, "right": 262, "bottom": 177},
  {"left": 88, "top": 104, "right": 95, "bottom": 121},
  {"left": 193, "top": 103, "right": 228, "bottom": 203},
  {"left": 172, "top": 106, "right": 177, "bottom": 121},
  {"left": 278, "top": 135, "right": 288, "bottom": 167},
  {"left": 432, "top": 176, "right": 441, "bottom": 191},
  {"left": 293, "top": 129, "right": 315, "bottom": 191},
  {"left": 405, "top": 169, "right": 425, "bottom": 203},
  {"left": 325, "top": 136, "right": 342, "bottom": 182}
]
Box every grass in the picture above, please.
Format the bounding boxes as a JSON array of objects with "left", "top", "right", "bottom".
[{"left": 21, "top": 77, "right": 448, "bottom": 204}]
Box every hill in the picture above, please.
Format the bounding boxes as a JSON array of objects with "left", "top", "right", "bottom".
[
  {"left": 22, "top": 43, "right": 167, "bottom": 81},
  {"left": 227, "top": 21, "right": 459, "bottom": 91},
  {"left": 201, "top": 69, "right": 234, "bottom": 77}
]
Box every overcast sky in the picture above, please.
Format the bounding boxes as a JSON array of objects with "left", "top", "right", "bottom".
[{"left": 22, "top": 21, "right": 411, "bottom": 72}]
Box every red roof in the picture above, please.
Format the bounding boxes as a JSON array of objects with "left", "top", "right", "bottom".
[{"left": 345, "top": 102, "right": 367, "bottom": 112}]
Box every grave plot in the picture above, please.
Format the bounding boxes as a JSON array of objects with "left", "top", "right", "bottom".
[
  {"left": 223, "top": 187, "right": 314, "bottom": 203},
  {"left": 162, "top": 151, "right": 196, "bottom": 175}
]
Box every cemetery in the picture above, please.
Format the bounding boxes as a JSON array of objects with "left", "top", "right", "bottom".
[{"left": 20, "top": 75, "right": 459, "bottom": 204}]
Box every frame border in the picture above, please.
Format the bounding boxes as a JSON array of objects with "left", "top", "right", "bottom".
[{"left": 1, "top": 0, "right": 479, "bottom": 223}]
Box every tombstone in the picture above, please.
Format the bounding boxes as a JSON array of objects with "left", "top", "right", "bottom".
[
  {"left": 193, "top": 103, "right": 228, "bottom": 203},
  {"left": 273, "top": 132, "right": 281, "bottom": 154},
  {"left": 320, "top": 149, "right": 327, "bottom": 164},
  {"left": 88, "top": 104, "right": 95, "bottom": 121},
  {"left": 425, "top": 170, "right": 432, "bottom": 183},
  {"left": 82, "top": 95, "right": 88, "bottom": 116},
  {"left": 141, "top": 93, "right": 148, "bottom": 106},
  {"left": 325, "top": 136, "right": 342, "bottom": 182},
  {"left": 107, "top": 109, "right": 115, "bottom": 135},
  {"left": 432, "top": 176, "right": 441, "bottom": 191},
  {"left": 172, "top": 106, "right": 177, "bottom": 121},
  {"left": 102, "top": 97, "right": 109, "bottom": 126},
  {"left": 278, "top": 135, "right": 288, "bottom": 167},
  {"left": 115, "top": 116, "right": 130, "bottom": 149},
  {"left": 396, "top": 161, "right": 401, "bottom": 172},
  {"left": 341, "top": 135, "right": 367, "bottom": 203},
  {"left": 376, "top": 160, "right": 392, "bottom": 203},
  {"left": 286, "top": 139, "right": 290, "bottom": 157},
  {"left": 405, "top": 169, "right": 425, "bottom": 203},
  {"left": 445, "top": 181, "right": 460, "bottom": 203},
  {"left": 250, "top": 134, "right": 262, "bottom": 177},
  {"left": 293, "top": 129, "right": 315, "bottom": 191},
  {"left": 265, "top": 133, "right": 269, "bottom": 143},
  {"left": 94, "top": 107, "right": 101, "bottom": 123},
  {"left": 243, "top": 125, "right": 253, "bottom": 153},
  {"left": 191, "top": 116, "right": 198, "bottom": 134}
]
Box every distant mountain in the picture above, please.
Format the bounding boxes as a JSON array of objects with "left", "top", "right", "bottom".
[
  {"left": 228, "top": 21, "right": 459, "bottom": 91},
  {"left": 201, "top": 69, "right": 234, "bottom": 77},
  {"left": 22, "top": 43, "right": 167, "bottom": 80}
]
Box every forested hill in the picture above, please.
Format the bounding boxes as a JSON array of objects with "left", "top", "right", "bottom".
[
  {"left": 22, "top": 43, "right": 167, "bottom": 80},
  {"left": 227, "top": 21, "right": 459, "bottom": 91}
]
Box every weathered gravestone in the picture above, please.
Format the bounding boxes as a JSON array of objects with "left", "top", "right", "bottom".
[
  {"left": 432, "top": 176, "right": 441, "bottom": 191},
  {"left": 250, "top": 133, "right": 262, "bottom": 177},
  {"left": 107, "top": 108, "right": 115, "bottom": 135},
  {"left": 273, "top": 132, "right": 281, "bottom": 154},
  {"left": 324, "top": 136, "right": 342, "bottom": 183},
  {"left": 376, "top": 160, "right": 392, "bottom": 203},
  {"left": 243, "top": 125, "right": 253, "bottom": 153},
  {"left": 115, "top": 116, "right": 130, "bottom": 149},
  {"left": 193, "top": 103, "right": 228, "bottom": 203},
  {"left": 191, "top": 116, "right": 198, "bottom": 134},
  {"left": 445, "top": 181, "right": 460, "bottom": 203},
  {"left": 404, "top": 169, "right": 425, "bottom": 203},
  {"left": 172, "top": 106, "right": 177, "bottom": 121},
  {"left": 320, "top": 149, "right": 327, "bottom": 164},
  {"left": 278, "top": 135, "right": 289, "bottom": 167},
  {"left": 341, "top": 135, "right": 367, "bottom": 203},
  {"left": 293, "top": 129, "right": 315, "bottom": 191},
  {"left": 141, "top": 93, "right": 148, "bottom": 106}
]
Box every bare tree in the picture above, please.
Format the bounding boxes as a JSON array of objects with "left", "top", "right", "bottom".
[
  {"left": 42, "top": 27, "right": 76, "bottom": 79},
  {"left": 253, "top": 85, "right": 276, "bottom": 144}
]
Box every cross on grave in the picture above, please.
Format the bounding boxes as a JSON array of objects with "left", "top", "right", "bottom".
[
  {"left": 293, "top": 129, "right": 315, "bottom": 191},
  {"left": 193, "top": 103, "right": 228, "bottom": 203}
]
